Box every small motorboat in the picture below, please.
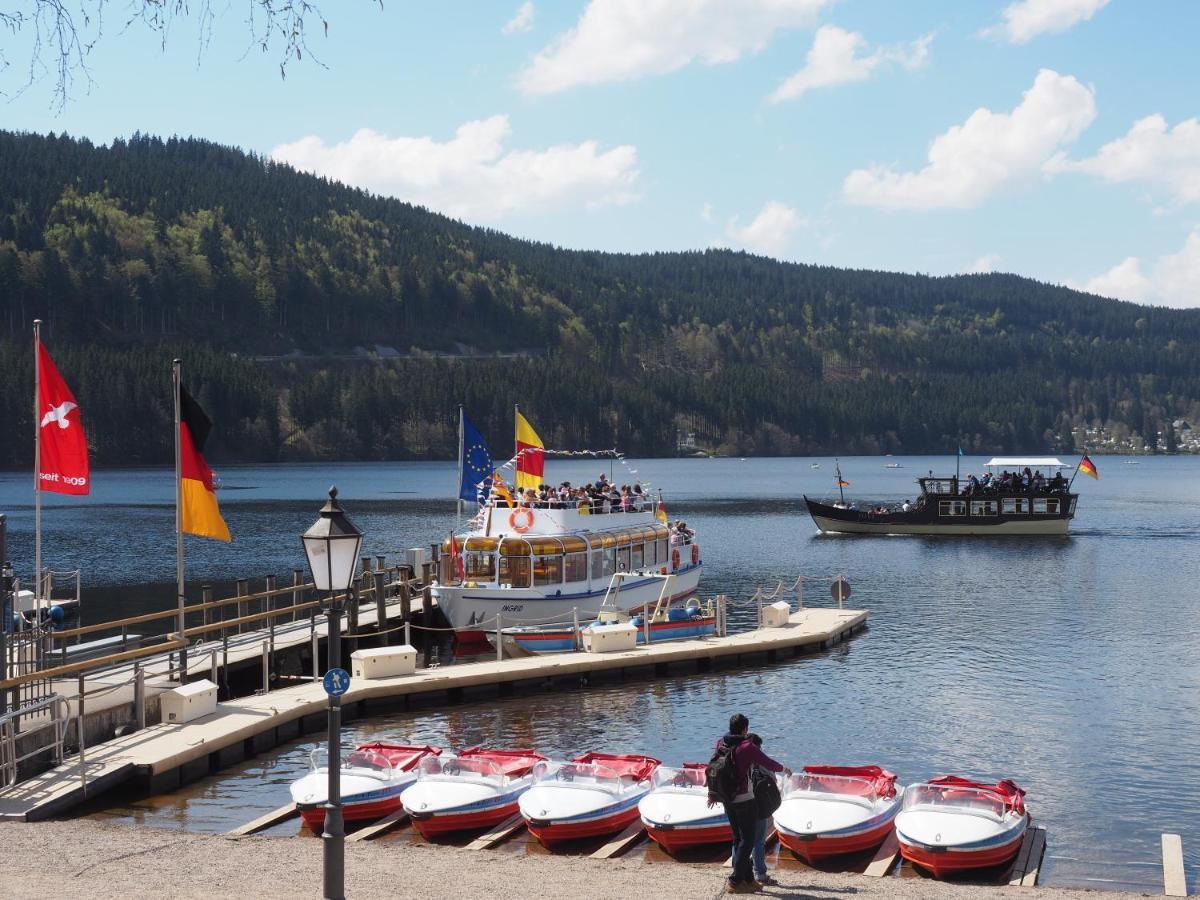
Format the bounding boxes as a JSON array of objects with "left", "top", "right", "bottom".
[
  {"left": 638, "top": 763, "right": 730, "bottom": 854},
  {"left": 290, "top": 742, "right": 441, "bottom": 829},
  {"left": 519, "top": 752, "right": 661, "bottom": 847},
  {"left": 895, "top": 776, "right": 1029, "bottom": 877},
  {"left": 503, "top": 573, "right": 717, "bottom": 656},
  {"left": 400, "top": 747, "right": 546, "bottom": 838},
  {"left": 774, "top": 765, "right": 903, "bottom": 862}
]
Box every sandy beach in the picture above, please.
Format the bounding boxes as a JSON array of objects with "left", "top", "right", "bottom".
[{"left": 0, "top": 819, "right": 1150, "bottom": 900}]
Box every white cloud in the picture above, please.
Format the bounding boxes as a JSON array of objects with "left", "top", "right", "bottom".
[
  {"left": 843, "top": 69, "right": 1096, "bottom": 210},
  {"left": 1047, "top": 114, "right": 1200, "bottom": 205},
  {"left": 983, "top": 0, "right": 1110, "bottom": 44},
  {"left": 518, "top": 0, "right": 831, "bottom": 95},
  {"left": 271, "top": 116, "right": 639, "bottom": 221},
  {"left": 724, "top": 201, "right": 805, "bottom": 256},
  {"left": 502, "top": 1, "right": 535, "bottom": 36},
  {"left": 967, "top": 253, "right": 1001, "bottom": 274},
  {"left": 769, "top": 26, "right": 932, "bottom": 103},
  {"left": 700, "top": 201, "right": 714, "bottom": 222},
  {"left": 1071, "top": 232, "right": 1200, "bottom": 308}
]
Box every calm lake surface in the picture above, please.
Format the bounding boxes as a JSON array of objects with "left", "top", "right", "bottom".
[{"left": 3, "top": 455, "right": 1198, "bottom": 890}]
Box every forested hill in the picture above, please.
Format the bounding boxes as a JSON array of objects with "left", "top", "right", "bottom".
[{"left": 2, "top": 129, "right": 1198, "bottom": 467}]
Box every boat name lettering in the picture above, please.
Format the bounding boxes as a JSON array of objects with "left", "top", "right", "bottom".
[{"left": 501, "top": 604, "right": 525, "bottom": 613}]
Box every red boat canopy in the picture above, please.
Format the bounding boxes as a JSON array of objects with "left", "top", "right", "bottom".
[
  {"left": 353, "top": 743, "right": 441, "bottom": 771},
  {"left": 928, "top": 775, "right": 1026, "bottom": 814},
  {"left": 573, "top": 752, "right": 662, "bottom": 781},
  {"left": 459, "top": 747, "right": 547, "bottom": 777},
  {"left": 802, "top": 765, "right": 898, "bottom": 798}
]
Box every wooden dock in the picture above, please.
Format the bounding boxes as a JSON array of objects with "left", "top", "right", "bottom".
[{"left": 0, "top": 606, "right": 866, "bottom": 821}]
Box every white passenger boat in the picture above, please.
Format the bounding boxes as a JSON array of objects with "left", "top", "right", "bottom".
[
  {"left": 895, "top": 776, "right": 1029, "bottom": 877},
  {"left": 638, "top": 764, "right": 731, "bottom": 854},
  {"left": 435, "top": 504, "right": 702, "bottom": 632}
]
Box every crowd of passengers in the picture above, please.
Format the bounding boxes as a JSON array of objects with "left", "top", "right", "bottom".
[
  {"left": 958, "top": 467, "right": 1070, "bottom": 496},
  {"left": 490, "top": 473, "right": 652, "bottom": 513}
]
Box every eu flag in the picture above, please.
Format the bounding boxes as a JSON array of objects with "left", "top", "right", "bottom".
[{"left": 459, "top": 414, "right": 492, "bottom": 504}]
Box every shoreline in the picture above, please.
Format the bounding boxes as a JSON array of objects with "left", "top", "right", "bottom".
[{"left": 0, "top": 819, "right": 1151, "bottom": 900}]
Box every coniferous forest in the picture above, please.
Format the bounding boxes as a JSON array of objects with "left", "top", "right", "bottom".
[{"left": 1, "top": 129, "right": 1199, "bottom": 467}]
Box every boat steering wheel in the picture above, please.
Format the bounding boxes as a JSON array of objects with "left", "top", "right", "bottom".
[
  {"left": 443, "top": 761, "right": 461, "bottom": 776},
  {"left": 672, "top": 772, "right": 691, "bottom": 787},
  {"left": 556, "top": 766, "right": 576, "bottom": 782}
]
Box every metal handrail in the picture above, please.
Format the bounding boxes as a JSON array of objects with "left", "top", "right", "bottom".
[{"left": 0, "top": 694, "right": 68, "bottom": 787}]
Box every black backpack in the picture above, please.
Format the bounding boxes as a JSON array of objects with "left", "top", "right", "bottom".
[
  {"left": 705, "top": 741, "right": 740, "bottom": 804},
  {"left": 752, "top": 766, "right": 782, "bottom": 818}
]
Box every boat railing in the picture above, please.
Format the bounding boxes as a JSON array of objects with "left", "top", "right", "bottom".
[
  {"left": 417, "top": 754, "right": 506, "bottom": 787},
  {"left": 309, "top": 747, "right": 395, "bottom": 775},
  {"left": 532, "top": 760, "right": 623, "bottom": 791},
  {"left": 902, "top": 783, "right": 1009, "bottom": 820},
  {"left": 651, "top": 765, "right": 707, "bottom": 792}
]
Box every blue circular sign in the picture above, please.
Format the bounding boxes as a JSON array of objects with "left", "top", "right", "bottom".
[{"left": 323, "top": 667, "right": 351, "bottom": 696}]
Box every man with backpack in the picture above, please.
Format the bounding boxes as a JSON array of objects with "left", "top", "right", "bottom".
[{"left": 707, "top": 713, "right": 790, "bottom": 893}]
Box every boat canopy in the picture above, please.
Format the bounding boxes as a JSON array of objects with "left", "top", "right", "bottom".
[{"left": 983, "top": 457, "right": 1066, "bottom": 469}]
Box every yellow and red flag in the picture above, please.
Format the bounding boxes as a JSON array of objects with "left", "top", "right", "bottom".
[
  {"left": 656, "top": 495, "right": 668, "bottom": 525},
  {"left": 837, "top": 477, "right": 850, "bottom": 487},
  {"left": 490, "top": 472, "right": 516, "bottom": 508},
  {"left": 179, "top": 386, "right": 231, "bottom": 542},
  {"left": 515, "top": 410, "right": 544, "bottom": 491},
  {"left": 1077, "top": 455, "right": 1099, "bottom": 480}
]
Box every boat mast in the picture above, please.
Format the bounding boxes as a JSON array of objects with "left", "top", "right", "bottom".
[
  {"left": 456, "top": 404, "right": 464, "bottom": 524},
  {"left": 835, "top": 458, "right": 846, "bottom": 505}
]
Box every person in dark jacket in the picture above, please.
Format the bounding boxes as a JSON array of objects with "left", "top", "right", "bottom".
[
  {"left": 747, "top": 733, "right": 777, "bottom": 886},
  {"left": 711, "top": 713, "right": 790, "bottom": 893}
]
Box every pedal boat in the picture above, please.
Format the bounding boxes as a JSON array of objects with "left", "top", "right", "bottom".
[
  {"left": 895, "top": 776, "right": 1029, "bottom": 877},
  {"left": 774, "top": 765, "right": 903, "bottom": 862},
  {"left": 290, "top": 743, "right": 441, "bottom": 829},
  {"left": 638, "top": 763, "right": 730, "bottom": 854},
  {"left": 400, "top": 747, "right": 546, "bottom": 838},
  {"left": 519, "top": 752, "right": 661, "bottom": 847}
]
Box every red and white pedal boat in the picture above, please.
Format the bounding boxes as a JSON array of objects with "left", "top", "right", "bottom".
[
  {"left": 774, "top": 765, "right": 903, "bottom": 862},
  {"left": 895, "top": 776, "right": 1029, "bottom": 877},
  {"left": 519, "top": 752, "right": 660, "bottom": 847},
  {"left": 638, "top": 763, "right": 731, "bottom": 854},
  {"left": 400, "top": 747, "right": 546, "bottom": 838},
  {"left": 290, "top": 743, "right": 441, "bottom": 829}
]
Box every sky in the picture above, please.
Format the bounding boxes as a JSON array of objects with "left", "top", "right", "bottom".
[{"left": 3, "top": 0, "right": 1200, "bottom": 308}]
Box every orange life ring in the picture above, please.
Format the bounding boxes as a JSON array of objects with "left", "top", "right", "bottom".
[
  {"left": 691, "top": 544, "right": 699, "bottom": 565},
  {"left": 509, "top": 507, "right": 535, "bottom": 533},
  {"left": 671, "top": 548, "right": 681, "bottom": 570}
]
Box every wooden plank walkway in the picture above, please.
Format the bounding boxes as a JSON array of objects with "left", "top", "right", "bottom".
[
  {"left": 1007, "top": 826, "right": 1047, "bottom": 887},
  {"left": 864, "top": 831, "right": 901, "bottom": 877},
  {"left": 589, "top": 822, "right": 646, "bottom": 859},
  {"left": 346, "top": 808, "right": 409, "bottom": 843},
  {"left": 226, "top": 802, "right": 297, "bottom": 837},
  {"left": 465, "top": 814, "right": 526, "bottom": 850},
  {"left": 1162, "top": 833, "right": 1187, "bottom": 897},
  {"left": 0, "top": 607, "right": 866, "bottom": 822}
]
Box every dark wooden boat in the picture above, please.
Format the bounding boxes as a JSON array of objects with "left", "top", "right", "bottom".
[{"left": 805, "top": 457, "right": 1078, "bottom": 535}]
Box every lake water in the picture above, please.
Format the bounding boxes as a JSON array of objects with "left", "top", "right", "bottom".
[{"left": 3, "top": 455, "right": 1198, "bottom": 890}]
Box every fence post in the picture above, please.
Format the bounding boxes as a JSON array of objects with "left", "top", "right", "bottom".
[
  {"left": 757, "top": 589, "right": 764, "bottom": 629},
  {"left": 376, "top": 555, "right": 386, "bottom": 571},
  {"left": 311, "top": 614, "right": 319, "bottom": 681},
  {"left": 421, "top": 562, "right": 433, "bottom": 587},
  {"left": 76, "top": 673, "right": 86, "bottom": 795},
  {"left": 572, "top": 608, "right": 580, "bottom": 651},
  {"left": 264, "top": 573, "right": 276, "bottom": 618},
  {"left": 236, "top": 579, "right": 248, "bottom": 634},
  {"left": 496, "top": 614, "right": 503, "bottom": 662},
  {"left": 222, "top": 633, "right": 230, "bottom": 696},
  {"left": 202, "top": 584, "right": 213, "bottom": 629},
  {"left": 134, "top": 662, "right": 145, "bottom": 731},
  {"left": 261, "top": 641, "right": 270, "bottom": 694},
  {"left": 399, "top": 580, "right": 412, "bottom": 626},
  {"left": 797, "top": 577, "right": 804, "bottom": 612},
  {"left": 405, "top": 620, "right": 412, "bottom": 648},
  {"left": 373, "top": 571, "right": 387, "bottom": 644},
  {"left": 643, "top": 601, "right": 650, "bottom": 646},
  {"left": 292, "top": 569, "right": 304, "bottom": 624},
  {"left": 210, "top": 650, "right": 219, "bottom": 694}
]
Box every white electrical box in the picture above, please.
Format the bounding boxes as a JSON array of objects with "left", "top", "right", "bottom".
[
  {"left": 161, "top": 679, "right": 218, "bottom": 724},
  {"left": 350, "top": 644, "right": 417, "bottom": 679},
  {"left": 761, "top": 601, "right": 792, "bottom": 629},
  {"left": 406, "top": 547, "right": 426, "bottom": 571},
  {"left": 582, "top": 622, "right": 638, "bottom": 653}
]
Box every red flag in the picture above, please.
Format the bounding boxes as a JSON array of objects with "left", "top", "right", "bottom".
[
  {"left": 449, "top": 531, "right": 466, "bottom": 581},
  {"left": 37, "top": 342, "right": 90, "bottom": 495}
]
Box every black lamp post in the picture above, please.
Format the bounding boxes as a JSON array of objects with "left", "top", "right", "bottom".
[{"left": 301, "top": 487, "right": 363, "bottom": 900}]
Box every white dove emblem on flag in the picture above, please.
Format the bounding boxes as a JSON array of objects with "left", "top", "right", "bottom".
[{"left": 41, "top": 401, "right": 77, "bottom": 430}]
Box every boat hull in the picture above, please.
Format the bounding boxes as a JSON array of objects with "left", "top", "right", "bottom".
[
  {"left": 896, "top": 813, "right": 1029, "bottom": 877},
  {"left": 506, "top": 615, "right": 716, "bottom": 656},
  {"left": 436, "top": 564, "right": 702, "bottom": 631},
  {"left": 291, "top": 773, "right": 414, "bottom": 829},
  {"left": 523, "top": 797, "right": 645, "bottom": 847},
  {"left": 805, "top": 497, "right": 1071, "bottom": 536},
  {"left": 638, "top": 789, "right": 730, "bottom": 854},
  {"left": 775, "top": 795, "right": 903, "bottom": 862},
  {"left": 298, "top": 792, "right": 405, "bottom": 829},
  {"left": 643, "top": 820, "right": 732, "bottom": 854}
]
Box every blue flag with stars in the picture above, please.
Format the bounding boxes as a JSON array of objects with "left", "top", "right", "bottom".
[{"left": 459, "top": 413, "right": 492, "bottom": 504}]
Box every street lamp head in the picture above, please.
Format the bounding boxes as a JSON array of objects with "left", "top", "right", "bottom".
[{"left": 301, "top": 486, "right": 364, "bottom": 592}]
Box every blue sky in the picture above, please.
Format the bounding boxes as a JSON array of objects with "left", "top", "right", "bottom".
[{"left": 4, "top": 0, "right": 1200, "bottom": 307}]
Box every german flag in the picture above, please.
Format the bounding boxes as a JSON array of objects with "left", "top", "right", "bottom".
[
  {"left": 180, "top": 386, "right": 231, "bottom": 542},
  {"left": 1077, "top": 455, "right": 1099, "bottom": 480}
]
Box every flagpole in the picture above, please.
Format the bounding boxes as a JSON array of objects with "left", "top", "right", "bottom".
[
  {"left": 173, "top": 358, "right": 187, "bottom": 681},
  {"left": 956, "top": 445, "right": 960, "bottom": 481},
  {"left": 1068, "top": 451, "right": 1086, "bottom": 490},
  {"left": 835, "top": 458, "right": 846, "bottom": 505},
  {"left": 456, "top": 405, "right": 464, "bottom": 523},
  {"left": 33, "top": 319, "right": 42, "bottom": 616}
]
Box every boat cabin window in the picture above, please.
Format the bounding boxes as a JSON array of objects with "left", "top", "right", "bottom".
[
  {"left": 970, "top": 500, "right": 999, "bottom": 516},
  {"left": 1001, "top": 498, "right": 1029, "bottom": 515},
  {"left": 499, "top": 556, "right": 531, "bottom": 588},
  {"left": 631, "top": 542, "right": 644, "bottom": 569},
  {"left": 564, "top": 552, "right": 588, "bottom": 583},
  {"left": 924, "top": 479, "right": 956, "bottom": 495},
  {"left": 1069, "top": 497, "right": 1077, "bottom": 514},
  {"left": 938, "top": 500, "right": 966, "bottom": 517},
  {"left": 1032, "top": 498, "right": 1060, "bottom": 514},
  {"left": 439, "top": 554, "right": 461, "bottom": 585},
  {"left": 617, "top": 545, "right": 631, "bottom": 572},
  {"left": 465, "top": 552, "right": 496, "bottom": 581},
  {"left": 533, "top": 555, "right": 562, "bottom": 586},
  {"left": 657, "top": 536, "right": 668, "bottom": 563}
]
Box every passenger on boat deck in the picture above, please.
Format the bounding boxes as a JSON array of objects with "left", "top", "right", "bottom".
[
  {"left": 902, "top": 500, "right": 911, "bottom": 512},
  {"left": 632, "top": 484, "right": 645, "bottom": 510}
]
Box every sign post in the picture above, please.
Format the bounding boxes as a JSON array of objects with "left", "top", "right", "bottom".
[{"left": 322, "top": 661, "right": 350, "bottom": 900}]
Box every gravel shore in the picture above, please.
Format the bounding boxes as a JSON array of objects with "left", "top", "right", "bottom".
[{"left": 0, "top": 820, "right": 1146, "bottom": 900}]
